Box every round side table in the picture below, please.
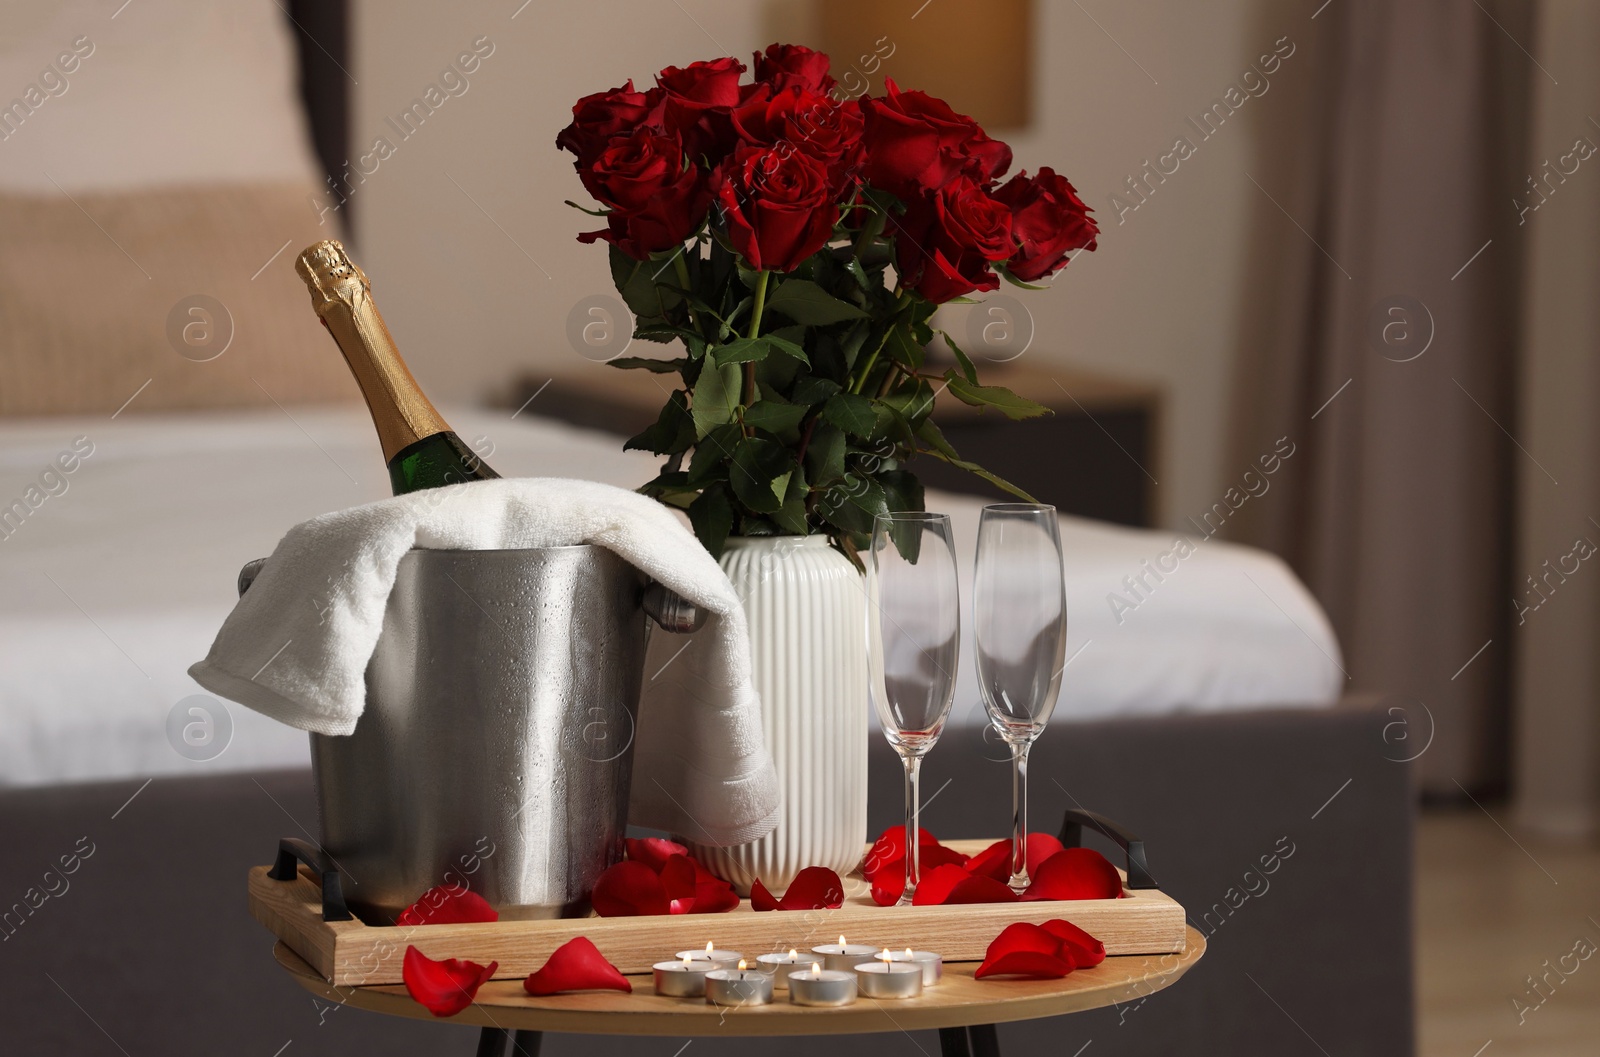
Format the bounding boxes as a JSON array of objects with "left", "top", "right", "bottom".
[{"left": 273, "top": 926, "right": 1205, "bottom": 1056}]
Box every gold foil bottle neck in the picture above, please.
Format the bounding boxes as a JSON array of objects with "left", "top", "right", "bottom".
[
  {"left": 295, "top": 239, "right": 369, "bottom": 313},
  {"left": 293, "top": 239, "right": 450, "bottom": 461}
]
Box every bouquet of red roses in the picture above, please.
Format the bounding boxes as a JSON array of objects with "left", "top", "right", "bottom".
[{"left": 558, "top": 43, "right": 1097, "bottom": 558}]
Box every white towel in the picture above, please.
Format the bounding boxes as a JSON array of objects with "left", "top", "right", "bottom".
[{"left": 188, "top": 478, "right": 780, "bottom": 847}]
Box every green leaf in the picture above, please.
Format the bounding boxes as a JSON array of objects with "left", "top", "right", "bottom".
[
  {"left": 792, "top": 375, "right": 842, "bottom": 406},
  {"left": 914, "top": 419, "right": 1040, "bottom": 503},
  {"left": 944, "top": 374, "right": 1052, "bottom": 420},
  {"left": 692, "top": 361, "right": 742, "bottom": 438},
  {"left": 729, "top": 436, "right": 792, "bottom": 514},
  {"left": 609, "top": 355, "right": 687, "bottom": 374},
  {"left": 804, "top": 424, "right": 848, "bottom": 486},
  {"left": 998, "top": 264, "right": 1050, "bottom": 291},
  {"left": 823, "top": 392, "right": 876, "bottom": 437},
  {"left": 687, "top": 423, "right": 739, "bottom": 485},
  {"left": 941, "top": 331, "right": 978, "bottom": 383},
  {"left": 688, "top": 485, "right": 735, "bottom": 557},
  {"left": 623, "top": 390, "right": 694, "bottom": 454},
  {"left": 814, "top": 474, "right": 888, "bottom": 534},
  {"left": 846, "top": 257, "right": 872, "bottom": 292},
  {"left": 878, "top": 377, "right": 938, "bottom": 429},
  {"left": 610, "top": 244, "right": 677, "bottom": 323},
  {"left": 712, "top": 337, "right": 770, "bottom": 365},
  {"left": 884, "top": 324, "right": 925, "bottom": 370},
  {"left": 762, "top": 333, "right": 810, "bottom": 365},
  {"left": 839, "top": 320, "right": 872, "bottom": 369},
  {"left": 764, "top": 279, "right": 869, "bottom": 326},
  {"left": 742, "top": 399, "right": 810, "bottom": 434},
  {"left": 771, "top": 465, "right": 811, "bottom": 535},
  {"left": 634, "top": 324, "right": 698, "bottom": 344},
  {"left": 878, "top": 469, "right": 925, "bottom": 515}
]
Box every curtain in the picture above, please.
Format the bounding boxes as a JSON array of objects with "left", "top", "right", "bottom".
[
  {"left": 1228, "top": 0, "right": 1534, "bottom": 795},
  {"left": 1510, "top": 0, "right": 1600, "bottom": 838}
]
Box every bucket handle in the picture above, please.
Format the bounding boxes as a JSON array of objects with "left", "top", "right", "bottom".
[
  {"left": 268, "top": 837, "right": 354, "bottom": 921},
  {"left": 238, "top": 557, "right": 706, "bottom": 633}
]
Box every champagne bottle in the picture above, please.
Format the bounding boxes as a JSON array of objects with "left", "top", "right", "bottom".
[{"left": 295, "top": 239, "right": 500, "bottom": 494}]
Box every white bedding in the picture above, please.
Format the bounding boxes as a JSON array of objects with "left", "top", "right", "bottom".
[{"left": 0, "top": 407, "right": 1342, "bottom": 788}]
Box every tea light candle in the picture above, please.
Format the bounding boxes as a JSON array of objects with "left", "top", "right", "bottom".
[
  {"left": 652, "top": 956, "right": 714, "bottom": 998},
  {"left": 787, "top": 962, "right": 857, "bottom": 1007},
  {"left": 675, "top": 941, "right": 743, "bottom": 968},
  {"left": 813, "top": 936, "right": 879, "bottom": 973},
  {"left": 878, "top": 948, "right": 943, "bottom": 986},
  {"left": 704, "top": 960, "right": 774, "bottom": 1006},
  {"left": 756, "top": 949, "right": 814, "bottom": 988},
  {"left": 854, "top": 954, "right": 923, "bottom": 999}
]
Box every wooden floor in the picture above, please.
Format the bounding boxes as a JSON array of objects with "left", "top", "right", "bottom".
[{"left": 1417, "top": 808, "right": 1600, "bottom": 1057}]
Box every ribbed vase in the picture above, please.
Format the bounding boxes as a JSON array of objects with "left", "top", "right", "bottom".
[{"left": 687, "top": 535, "right": 869, "bottom": 893}]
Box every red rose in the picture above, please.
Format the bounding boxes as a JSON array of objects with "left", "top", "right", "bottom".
[
  {"left": 716, "top": 145, "right": 838, "bottom": 272},
  {"left": 657, "top": 57, "right": 748, "bottom": 164},
  {"left": 992, "top": 167, "right": 1099, "bottom": 281},
  {"left": 731, "top": 87, "right": 863, "bottom": 192},
  {"left": 555, "top": 80, "right": 663, "bottom": 168},
  {"left": 658, "top": 57, "right": 747, "bottom": 106},
  {"left": 860, "top": 78, "right": 1012, "bottom": 198},
  {"left": 576, "top": 132, "right": 712, "bottom": 258},
  {"left": 894, "top": 176, "right": 1013, "bottom": 303},
  {"left": 752, "top": 43, "right": 836, "bottom": 95}
]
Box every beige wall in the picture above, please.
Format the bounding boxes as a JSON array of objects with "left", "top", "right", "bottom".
[{"left": 350, "top": 0, "right": 1273, "bottom": 529}]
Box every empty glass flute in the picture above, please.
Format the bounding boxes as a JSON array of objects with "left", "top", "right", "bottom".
[
  {"left": 974, "top": 504, "right": 1067, "bottom": 893},
  {"left": 867, "top": 512, "right": 960, "bottom": 906}
]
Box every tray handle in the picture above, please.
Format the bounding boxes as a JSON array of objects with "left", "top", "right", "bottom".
[
  {"left": 268, "top": 837, "right": 353, "bottom": 921},
  {"left": 1057, "top": 808, "right": 1158, "bottom": 890}
]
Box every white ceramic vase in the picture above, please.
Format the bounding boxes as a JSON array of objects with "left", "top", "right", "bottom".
[{"left": 687, "top": 534, "right": 869, "bottom": 893}]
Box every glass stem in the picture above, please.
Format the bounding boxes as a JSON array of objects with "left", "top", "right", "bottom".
[
  {"left": 1008, "top": 742, "right": 1032, "bottom": 892},
  {"left": 901, "top": 754, "right": 923, "bottom": 905}
]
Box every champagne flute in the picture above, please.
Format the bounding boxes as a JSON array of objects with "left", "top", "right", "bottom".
[
  {"left": 974, "top": 504, "right": 1067, "bottom": 894},
  {"left": 866, "top": 512, "right": 960, "bottom": 906}
]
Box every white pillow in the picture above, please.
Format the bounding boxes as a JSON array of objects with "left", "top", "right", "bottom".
[{"left": 0, "top": 0, "right": 323, "bottom": 193}]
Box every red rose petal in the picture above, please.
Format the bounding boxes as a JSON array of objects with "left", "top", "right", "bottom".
[
  {"left": 396, "top": 885, "right": 499, "bottom": 927},
  {"left": 943, "top": 873, "right": 1020, "bottom": 905},
  {"left": 910, "top": 863, "right": 972, "bottom": 906},
  {"left": 590, "top": 860, "right": 670, "bottom": 917},
  {"left": 1042, "top": 919, "right": 1106, "bottom": 967},
  {"left": 402, "top": 946, "right": 497, "bottom": 1017},
  {"left": 778, "top": 866, "right": 845, "bottom": 910},
  {"left": 1023, "top": 848, "right": 1124, "bottom": 901},
  {"left": 974, "top": 949, "right": 1076, "bottom": 980},
  {"left": 625, "top": 837, "right": 688, "bottom": 873},
  {"left": 689, "top": 877, "right": 740, "bottom": 914},
  {"left": 869, "top": 880, "right": 901, "bottom": 907},
  {"left": 660, "top": 855, "right": 698, "bottom": 909},
  {"left": 864, "top": 825, "right": 941, "bottom": 880},
  {"left": 966, "top": 834, "right": 1066, "bottom": 883},
  {"left": 657, "top": 854, "right": 739, "bottom": 914},
  {"left": 750, "top": 878, "right": 781, "bottom": 912},
  {"left": 963, "top": 840, "right": 1009, "bottom": 881},
  {"left": 523, "top": 936, "right": 632, "bottom": 996},
  {"left": 973, "top": 921, "right": 1076, "bottom": 980}
]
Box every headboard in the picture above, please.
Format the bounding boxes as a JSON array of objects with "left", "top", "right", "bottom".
[{"left": 285, "top": 0, "right": 351, "bottom": 223}]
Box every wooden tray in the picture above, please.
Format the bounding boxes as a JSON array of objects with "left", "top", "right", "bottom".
[{"left": 250, "top": 838, "right": 1187, "bottom": 987}]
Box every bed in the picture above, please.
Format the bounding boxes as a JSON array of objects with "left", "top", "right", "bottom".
[{"left": 0, "top": 406, "right": 1343, "bottom": 786}]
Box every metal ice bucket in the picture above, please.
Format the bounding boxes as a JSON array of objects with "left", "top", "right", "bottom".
[{"left": 239, "top": 546, "right": 702, "bottom": 923}]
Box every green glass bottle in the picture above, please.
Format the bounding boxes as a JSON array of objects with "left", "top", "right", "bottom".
[{"left": 296, "top": 239, "right": 500, "bottom": 493}]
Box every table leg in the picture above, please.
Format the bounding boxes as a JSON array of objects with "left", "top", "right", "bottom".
[
  {"left": 967, "top": 1023, "right": 1002, "bottom": 1057},
  {"left": 474, "top": 1027, "right": 508, "bottom": 1056},
  {"left": 938, "top": 1026, "right": 971, "bottom": 1057},
  {"left": 509, "top": 1030, "right": 542, "bottom": 1056}
]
